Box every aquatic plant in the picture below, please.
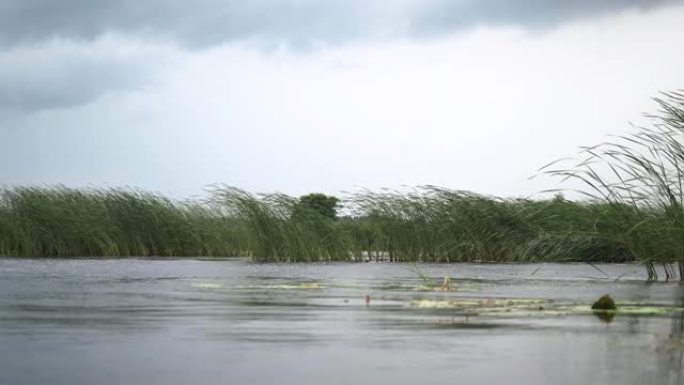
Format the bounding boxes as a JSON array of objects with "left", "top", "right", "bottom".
[
  {"left": 542, "top": 90, "right": 684, "bottom": 280},
  {"left": 347, "top": 187, "right": 635, "bottom": 263},
  {"left": 0, "top": 184, "right": 648, "bottom": 263},
  {"left": 591, "top": 294, "right": 617, "bottom": 310},
  {"left": 209, "top": 186, "right": 355, "bottom": 262},
  {"left": 0, "top": 186, "right": 242, "bottom": 257}
]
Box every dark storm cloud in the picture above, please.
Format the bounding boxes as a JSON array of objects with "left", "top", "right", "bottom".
[
  {"left": 0, "top": 0, "right": 679, "bottom": 111},
  {"left": 0, "top": 1, "right": 383, "bottom": 49},
  {"left": 0, "top": 42, "right": 156, "bottom": 111},
  {"left": 0, "top": 0, "right": 679, "bottom": 49},
  {"left": 411, "top": 0, "right": 680, "bottom": 36},
  {"left": 0, "top": 62, "right": 149, "bottom": 111}
]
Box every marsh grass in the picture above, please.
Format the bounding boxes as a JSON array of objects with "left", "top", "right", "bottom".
[
  {"left": 209, "top": 186, "right": 355, "bottom": 262},
  {"left": 0, "top": 186, "right": 242, "bottom": 257},
  {"left": 204, "top": 185, "right": 642, "bottom": 263},
  {"left": 542, "top": 90, "right": 684, "bottom": 279},
  {"left": 347, "top": 187, "right": 639, "bottom": 263},
  {"left": 0, "top": 184, "right": 647, "bottom": 263}
]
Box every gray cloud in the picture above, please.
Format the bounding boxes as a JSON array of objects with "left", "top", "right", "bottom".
[
  {"left": 0, "top": 0, "right": 680, "bottom": 49},
  {"left": 412, "top": 0, "right": 680, "bottom": 36},
  {"left": 0, "top": 1, "right": 384, "bottom": 49},
  {"left": 0, "top": 39, "right": 161, "bottom": 111},
  {"left": 0, "top": 0, "right": 679, "bottom": 111}
]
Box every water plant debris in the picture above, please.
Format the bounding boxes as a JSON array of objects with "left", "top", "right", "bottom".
[{"left": 591, "top": 294, "right": 617, "bottom": 311}]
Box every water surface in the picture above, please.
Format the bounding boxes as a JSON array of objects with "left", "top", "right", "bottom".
[{"left": 1, "top": 258, "right": 683, "bottom": 385}]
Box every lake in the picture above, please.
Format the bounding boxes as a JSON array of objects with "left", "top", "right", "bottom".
[{"left": 0, "top": 258, "right": 682, "bottom": 385}]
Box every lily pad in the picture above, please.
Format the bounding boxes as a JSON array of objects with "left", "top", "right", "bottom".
[{"left": 191, "top": 282, "right": 224, "bottom": 289}]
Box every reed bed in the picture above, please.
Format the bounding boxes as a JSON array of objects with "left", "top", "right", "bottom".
[
  {"left": 0, "top": 186, "right": 243, "bottom": 257},
  {"left": 0, "top": 184, "right": 641, "bottom": 263},
  {"left": 209, "top": 187, "right": 355, "bottom": 262},
  {"left": 542, "top": 90, "right": 684, "bottom": 279},
  {"left": 204, "top": 185, "right": 641, "bottom": 263},
  {"left": 346, "top": 188, "right": 637, "bottom": 263}
]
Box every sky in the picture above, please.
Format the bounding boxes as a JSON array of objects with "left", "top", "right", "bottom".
[{"left": 1, "top": 0, "right": 684, "bottom": 199}]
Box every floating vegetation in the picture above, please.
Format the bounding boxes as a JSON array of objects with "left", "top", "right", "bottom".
[
  {"left": 407, "top": 296, "right": 684, "bottom": 321},
  {"left": 378, "top": 281, "right": 476, "bottom": 292},
  {"left": 191, "top": 282, "right": 224, "bottom": 289},
  {"left": 408, "top": 298, "right": 546, "bottom": 311},
  {"left": 236, "top": 282, "right": 323, "bottom": 290},
  {"left": 265, "top": 282, "right": 323, "bottom": 290},
  {"left": 592, "top": 294, "right": 617, "bottom": 310}
]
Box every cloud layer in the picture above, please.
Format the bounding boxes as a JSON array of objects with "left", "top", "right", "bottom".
[
  {"left": 0, "top": 37, "right": 174, "bottom": 111},
  {"left": 1, "top": 0, "right": 678, "bottom": 49},
  {"left": 412, "top": 0, "right": 678, "bottom": 36},
  {"left": 2, "top": 0, "right": 678, "bottom": 110}
]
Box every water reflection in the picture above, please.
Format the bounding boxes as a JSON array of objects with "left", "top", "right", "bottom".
[{"left": 593, "top": 310, "right": 616, "bottom": 323}]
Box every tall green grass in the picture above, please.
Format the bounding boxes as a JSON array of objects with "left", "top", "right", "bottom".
[
  {"left": 542, "top": 90, "right": 684, "bottom": 279},
  {"left": 204, "top": 185, "right": 641, "bottom": 263},
  {"left": 0, "top": 186, "right": 243, "bottom": 257},
  {"left": 346, "top": 187, "right": 637, "bottom": 263},
  {"left": 0, "top": 185, "right": 654, "bottom": 264},
  {"left": 209, "top": 186, "right": 355, "bottom": 262}
]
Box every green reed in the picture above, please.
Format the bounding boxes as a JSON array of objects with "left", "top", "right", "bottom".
[
  {"left": 209, "top": 186, "right": 355, "bottom": 262},
  {"left": 542, "top": 90, "right": 684, "bottom": 279},
  {"left": 203, "top": 185, "right": 642, "bottom": 263},
  {"left": 0, "top": 186, "right": 242, "bottom": 257},
  {"left": 0, "top": 184, "right": 650, "bottom": 263},
  {"left": 346, "top": 187, "right": 637, "bottom": 263}
]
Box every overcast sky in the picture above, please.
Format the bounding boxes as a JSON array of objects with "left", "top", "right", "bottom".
[{"left": 1, "top": 0, "right": 684, "bottom": 198}]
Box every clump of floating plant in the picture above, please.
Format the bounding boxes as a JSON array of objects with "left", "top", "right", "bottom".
[
  {"left": 542, "top": 90, "right": 684, "bottom": 280},
  {"left": 591, "top": 294, "right": 617, "bottom": 311},
  {"left": 590, "top": 294, "right": 618, "bottom": 323}
]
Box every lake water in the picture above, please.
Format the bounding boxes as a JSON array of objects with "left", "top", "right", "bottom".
[{"left": 0, "top": 258, "right": 683, "bottom": 385}]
